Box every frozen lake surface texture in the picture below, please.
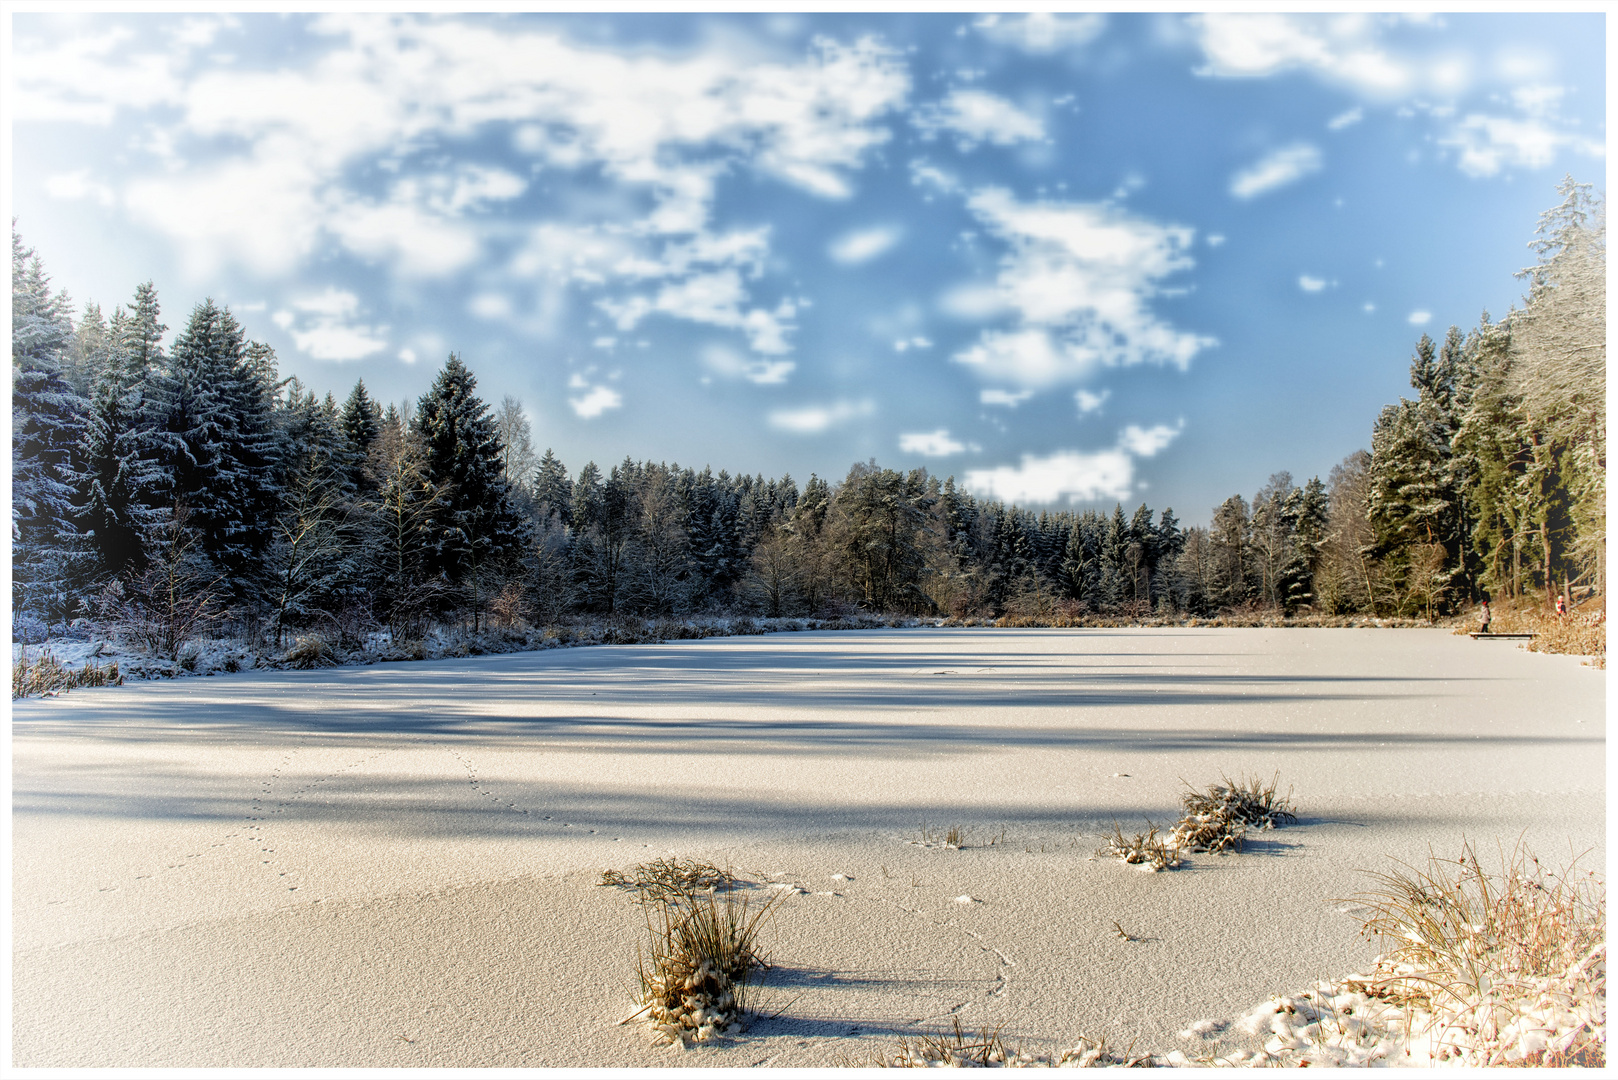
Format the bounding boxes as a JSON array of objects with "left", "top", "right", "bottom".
[{"left": 11, "top": 627, "right": 1605, "bottom": 1067}]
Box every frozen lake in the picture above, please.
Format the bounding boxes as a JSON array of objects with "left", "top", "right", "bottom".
[{"left": 12, "top": 627, "right": 1605, "bottom": 1066}]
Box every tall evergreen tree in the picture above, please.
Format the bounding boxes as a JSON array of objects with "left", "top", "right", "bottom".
[
  {"left": 414, "top": 354, "right": 528, "bottom": 627},
  {"left": 143, "top": 300, "right": 281, "bottom": 602},
  {"left": 73, "top": 284, "right": 169, "bottom": 584},
  {"left": 11, "top": 231, "right": 88, "bottom": 623}
]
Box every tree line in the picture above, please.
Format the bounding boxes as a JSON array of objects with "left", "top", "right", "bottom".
[{"left": 10, "top": 180, "right": 1602, "bottom": 650}]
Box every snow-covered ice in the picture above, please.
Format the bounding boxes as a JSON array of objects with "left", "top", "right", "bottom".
[{"left": 11, "top": 626, "right": 1603, "bottom": 1067}]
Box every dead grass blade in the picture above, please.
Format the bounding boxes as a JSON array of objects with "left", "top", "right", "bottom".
[
  {"left": 1097, "top": 820, "right": 1182, "bottom": 871},
  {"left": 1343, "top": 839, "right": 1606, "bottom": 1067}
]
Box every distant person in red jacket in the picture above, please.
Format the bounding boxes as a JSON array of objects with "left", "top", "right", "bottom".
[
  {"left": 1479, "top": 598, "right": 1491, "bottom": 634},
  {"left": 1556, "top": 595, "right": 1567, "bottom": 617}
]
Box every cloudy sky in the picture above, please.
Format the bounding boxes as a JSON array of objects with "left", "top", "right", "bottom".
[{"left": 9, "top": 11, "right": 1606, "bottom": 522}]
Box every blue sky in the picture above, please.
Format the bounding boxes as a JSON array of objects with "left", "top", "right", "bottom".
[{"left": 9, "top": 11, "right": 1606, "bottom": 523}]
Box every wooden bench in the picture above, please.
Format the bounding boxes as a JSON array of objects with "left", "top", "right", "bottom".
[{"left": 1469, "top": 632, "right": 1537, "bottom": 640}]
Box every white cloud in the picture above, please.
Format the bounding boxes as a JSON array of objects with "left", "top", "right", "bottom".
[
  {"left": 1408, "top": 310, "right": 1432, "bottom": 325},
  {"left": 893, "top": 336, "right": 932, "bottom": 353},
  {"left": 469, "top": 293, "right": 513, "bottom": 319},
  {"left": 1191, "top": 14, "right": 1418, "bottom": 100},
  {"left": 950, "top": 187, "right": 1214, "bottom": 388},
  {"left": 294, "top": 287, "right": 359, "bottom": 318},
  {"left": 1229, "top": 143, "right": 1323, "bottom": 199},
  {"left": 965, "top": 448, "right": 1134, "bottom": 505},
  {"left": 1190, "top": 15, "right": 1598, "bottom": 180},
  {"left": 601, "top": 272, "right": 799, "bottom": 355},
  {"left": 568, "top": 385, "right": 622, "bottom": 419},
  {"left": 1328, "top": 106, "right": 1364, "bottom": 130},
  {"left": 916, "top": 88, "right": 1044, "bottom": 149},
  {"left": 1437, "top": 113, "right": 1602, "bottom": 178},
  {"left": 974, "top": 13, "right": 1106, "bottom": 54},
  {"left": 828, "top": 225, "right": 902, "bottom": 265},
  {"left": 567, "top": 371, "right": 622, "bottom": 418},
  {"left": 910, "top": 158, "right": 961, "bottom": 195},
  {"left": 899, "top": 429, "right": 966, "bottom": 456},
  {"left": 1118, "top": 421, "right": 1183, "bottom": 458},
  {"left": 289, "top": 322, "right": 389, "bottom": 362},
  {"left": 767, "top": 399, "right": 874, "bottom": 434},
  {"left": 939, "top": 283, "right": 1011, "bottom": 321},
  {"left": 1206, "top": 233, "right": 1226, "bottom": 247},
  {"left": 274, "top": 287, "right": 387, "bottom": 361},
  {"left": 44, "top": 169, "right": 115, "bottom": 207},
  {"left": 1363, "top": 302, "right": 1376, "bottom": 313},
  {"left": 1299, "top": 275, "right": 1327, "bottom": 292},
  {"left": 964, "top": 419, "right": 1184, "bottom": 504},
  {"left": 702, "top": 344, "right": 796, "bottom": 385},
  {"left": 981, "top": 388, "right": 1034, "bottom": 408},
  {"left": 15, "top": 16, "right": 910, "bottom": 352},
  {"left": 1074, "top": 388, "right": 1109, "bottom": 415},
  {"left": 398, "top": 347, "right": 418, "bottom": 364}
]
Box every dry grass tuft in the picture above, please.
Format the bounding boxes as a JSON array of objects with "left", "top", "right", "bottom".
[
  {"left": 876, "top": 1017, "right": 1012, "bottom": 1067},
  {"left": 632, "top": 886, "right": 779, "bottom": 1048},
  {"left": 283, "top": 634, "right": 339, "bottom": 669},
  {"left": 600, "top": 858, "right": 738, "bottom": 902},
  {"left": 1170, "top": 772, "right": 1296, "bottom": 853},
  {"left": 862, "top": 1025, "right": 1162, "bottom": 1068},
  {"left": 1343, "top": 840, "right": 1605, "bottom": 1067},
  {"left": 12, "top": 651, "right": 122, "bottom": 698},
  {"left": 1098, "top": 821, "right": 1182, "bottom": 871}
]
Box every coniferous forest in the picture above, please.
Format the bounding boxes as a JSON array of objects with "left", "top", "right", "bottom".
[{"left": 10, "top": 180, "right": 1604, "bottom": 661}]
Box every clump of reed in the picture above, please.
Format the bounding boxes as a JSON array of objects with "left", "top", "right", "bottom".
[
  {"left": 282, "top": 634, "right": 339, "bottom": 669},
  {"left": 1343, "top": 840, "right": 1605, "bottom": 1067},
  {"left": 1097, "top": 821, "right": 1182, "bottom": 871},
  {"left": 876, "top": 1017, "right": 1012, "bottom": 1067},
  {"left": 599, "top": 857, "right": 738, "bottom": 903},
  {"left": 12, "top": 651, "right": 122, "bottom": 698},
  {"left": 609, "top": 858, "right": 777, "bottom": 1048},
  {"left": 1170, "top": 772, "right": 1297, "bottom": 854}
]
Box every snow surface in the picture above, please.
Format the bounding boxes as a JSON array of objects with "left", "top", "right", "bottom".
[{"left": 11, "top": 627, "right": 1604, "bottom": 1067}]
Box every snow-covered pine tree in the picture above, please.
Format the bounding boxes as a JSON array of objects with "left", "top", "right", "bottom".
[
  {"left": 74, "top": 285, "right": 169, "bottom": 585},
  {"left": 143, "top": 300, "right": 281, "bottom": 607},
  {"left": 1278, "top": 477, "right": 1329, "bottom": 613},
  {"left": 266, "top": 388, "right": 361, "bottom": 647},
  {"left": 413, "top": 353, "right": 528, "bottom": 629},
  {"left": 1127, "top": 502, "right": 1157, "bottom": 606},
  {"left": 1208, "top": 494, "right": 1251, "bottom": 609},
  {"left": 1097, "top": 503, "right": 1128, "bottom": 610},
  {"left": 532, "top": 448, "right": 573, "bottom": 524},
  {"left": 11, "top": 231, "right": 89, "bottom": 625},
  {"left": 340, "top": 379, "right": 382, "bottom": 494}
]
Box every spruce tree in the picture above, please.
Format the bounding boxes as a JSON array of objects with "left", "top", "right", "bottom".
[
  {"left": 144, "top": 300, "right": 281, "bottom": 603},
  {"left": 532, "top": 449, "right": 573, "bottom": 524},
  {"left": 11, "top": 232, "right": 88, "bottom": 623},
  {"left": 414, "top": 354, "right": 527, "bottom": 626}
]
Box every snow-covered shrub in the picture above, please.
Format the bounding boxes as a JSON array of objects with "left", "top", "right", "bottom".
[
  {"left": 283, "top": 634, "right": 338, "bottom": 669},
  {"left": 12, "top": 613, "right": 49, "bottom": 645}
]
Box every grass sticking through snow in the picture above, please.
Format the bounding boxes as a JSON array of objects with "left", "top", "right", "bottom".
[
  {"left": 1341, "top": 840, "right": 1605, "bottom": 1067},
  {"left": 1170, "top": 772, "right": 1297, "bottom": 854},
  {"left": 606, "top": 858, "right": 776, "bottom": 1048},
  {"left": 1097, "top": 821, "right": 1182, "bottom": 871},
  {"left": 633, "top": 884, "right": 779, "bottom": 1048},
  {"left": 12, "top": 651, "right": 122, "bottom": 698},
  {"left": 599, "top": 857, "right": 738, "bottom": 903}
]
